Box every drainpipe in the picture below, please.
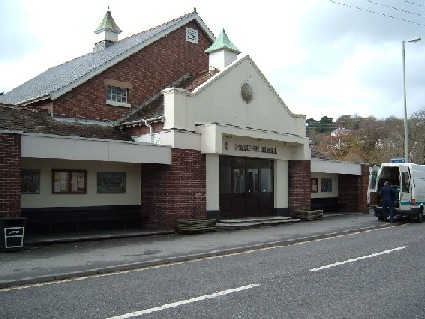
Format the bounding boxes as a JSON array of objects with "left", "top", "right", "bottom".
[{"left": 142, "top": 119, "right": 153, "bottom": 143}]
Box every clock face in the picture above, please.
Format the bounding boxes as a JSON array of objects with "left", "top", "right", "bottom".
[
  {"left": 241, "top": 81, "right": 254, "bottom": 104},
  {"left": 186, "top": 27, "right": 198, "bottom": 44}
]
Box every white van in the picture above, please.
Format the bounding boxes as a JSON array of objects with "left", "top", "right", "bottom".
[{"left": 369, "top": 163, "right": 425, "bottom": 222}]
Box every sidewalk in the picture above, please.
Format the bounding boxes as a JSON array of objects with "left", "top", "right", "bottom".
[{"left": 0, "top": 213, "right": 391, "bottom": 289}]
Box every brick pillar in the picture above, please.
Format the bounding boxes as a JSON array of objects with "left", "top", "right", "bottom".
[
  {"left": 359, "top": 164, "right": 369, "bottom": 213},
  {"left": 141, "top": 148, "right": 207, "bottom": 230},
  {"left": 338, "top": 164, "right": 368, "bottom": 213},
  {"left": 288, "top": 160, "right": 311, "bottom": 213},
  {"left": 0, "top": 133, "right": 21, "bottom": 217}
]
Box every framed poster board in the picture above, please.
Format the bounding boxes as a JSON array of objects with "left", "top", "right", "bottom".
[
  {"left": 97, "top": 172, "right": 126, "bottom": 193},
  {"left": 52, "top": 170, "right": 87, "bottom": 194},
  {"left": 22, "top": 169, "right": 40, "bottom": 194},
  {"left": 321, "top": 178, "right": 333, "bottom": 192}
]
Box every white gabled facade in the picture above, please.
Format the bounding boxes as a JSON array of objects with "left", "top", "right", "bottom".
[
  {"left": 161, "top": 54, "right": 309, "bottom": 157},
  {"left": 159, "top": 54, "right": 309, "bottom": 217}
]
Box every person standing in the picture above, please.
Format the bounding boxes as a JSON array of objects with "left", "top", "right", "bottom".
[{"left": 379, "top": 181, "right": 395, "bottom": 222}]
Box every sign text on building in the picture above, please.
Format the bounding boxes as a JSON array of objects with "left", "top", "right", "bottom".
[{"left": 233, "top": 143, "right": 277, "bottom": 154}]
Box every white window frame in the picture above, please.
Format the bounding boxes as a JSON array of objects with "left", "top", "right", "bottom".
[{"left": 106, "top": 86, "right": 131, "bottom": 108}]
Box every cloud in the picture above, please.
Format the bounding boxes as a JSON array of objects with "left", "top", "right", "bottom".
[
  {"left": 0, "top": 1, "right": 41, "bottom": 61},
  {"left": 265, "top": 0, "right": 425, "bottom": 120},
  {"left": 0, "top": 0, "right": 424, "bottom": 121}
]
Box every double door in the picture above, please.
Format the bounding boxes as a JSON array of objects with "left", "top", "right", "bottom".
[{"left": 219, "top": 156, "right": 274, "bottom": 219}]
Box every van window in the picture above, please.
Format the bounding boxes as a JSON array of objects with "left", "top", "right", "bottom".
[
  {"left": 401, "top": 172, "right": 410, "bottom": 193},
  {"left": 369, "top": 171, "right": 377, "bottom": 190}
]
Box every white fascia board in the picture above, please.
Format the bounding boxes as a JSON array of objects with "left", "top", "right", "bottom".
[
  {"left": 160, "top": 130, "right": 201, "bottom": 150},
  {"left": 51, "top": 15, "right": 215, "bottom": 101},
  {"left": 195, "top": 123, "right": 309, "bottom": 154},
  {"left": 21, "top": 134, "right": 171, "bottom": 164},
  {"left": 311, "top": 158, "right": 361, "bottom": 175}
]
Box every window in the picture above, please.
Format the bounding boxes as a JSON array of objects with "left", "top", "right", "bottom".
[
  {"left": 311, "top": 178, "right": 318, "bottom": 193},
  {"left": 97, "top": 172, "right": 126, "bottom": 193},
  {"left": 233, "top": 168, "right": 246, "bottom": 193},
  {"left": 107, "top": 86, "right": 128, "bottom": 103},
  {"left": 401, "top": 172, "right": 410, "bottom": 193},
  {"left": 22, "top": 169, "right": 40, "bottom": 194},
  {"left": 260, "top": 168, "right": 273, "bottom": 193},
  {"left": 104, "top": 80, "right": 132, "bottom": 107},
  {"left": 219, "top": 165, "right": 232, "bottom": 193},
  {"left": 52, "top": 170, "right": 87, "bottom": 194},
  {"left": 321, "top": 178, "right": 332, "bottom": 192}
]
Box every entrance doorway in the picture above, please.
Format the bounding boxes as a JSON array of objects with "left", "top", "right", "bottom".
[{"left": 219, "top": 156, "right": 274, "bottom": 219}]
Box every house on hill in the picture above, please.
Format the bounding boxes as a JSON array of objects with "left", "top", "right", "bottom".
[{"left": 0, "top": 9, "right": 368, "bottom": 234}]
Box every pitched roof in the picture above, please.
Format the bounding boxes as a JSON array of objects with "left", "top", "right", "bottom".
[
  {"left": 0, "top": 105, "right": 131, "bottom": 141},
  {"left": 120, "top": 55, "right": 305, "bottom": 127},
  {"left": 0, "top": 11, "right": 214, "bottom": 106},
  {"left": 119, "top": 69, "right": 218, "bottom": 125}
]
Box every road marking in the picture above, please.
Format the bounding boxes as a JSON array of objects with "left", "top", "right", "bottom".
[
  {"left": 309, "top": 246, "right": 406, "bottom": 272},
  {"left": 104, "top": 284, "right": 260, "bottom": 319},
  {"left": 0, "top": 226, "right": 397, "bottom": 292}
]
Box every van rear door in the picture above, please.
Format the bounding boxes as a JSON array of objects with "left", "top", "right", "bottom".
[
  {"left": 368, "top": 165, "right": 380, "bottom": 206},
  {"left": 399, "top": 165, "right": 411, "bottom": 210}
]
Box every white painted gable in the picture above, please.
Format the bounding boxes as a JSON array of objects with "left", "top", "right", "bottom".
[
  {"left": 164, "top": 55, "right": 306, "bottom": 137},
  {"left": 162, "top": 55, "right": 309, "bottom": 160}
]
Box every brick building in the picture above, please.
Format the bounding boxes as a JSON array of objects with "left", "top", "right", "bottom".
[{"left": 0, "top": 10, "right": 368, "bottom": 234}]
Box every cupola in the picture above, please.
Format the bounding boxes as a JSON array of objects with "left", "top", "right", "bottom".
[
  {"left": 205, "top": 29, "right": 240, "bottom": 70},
  {"left": 93, "top": 9, "right": 122, "bottom": 52}
]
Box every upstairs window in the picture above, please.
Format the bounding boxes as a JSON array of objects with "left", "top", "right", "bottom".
[
  {"left": 104, "top": 80, "right": 132, "bottom": 108},
  {"left": 107, "top": 86, "right": 128, "bottom": 104}
]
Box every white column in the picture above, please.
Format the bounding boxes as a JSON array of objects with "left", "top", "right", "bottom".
[
  {"left": 163, "top": 88, "right": 187, "bottom": 130},
  {"left": 274, "top": 159, "right": 288, "bottom": 209},
  {"left": 206, "top": 154, "right": 220, "bottom": 211}
]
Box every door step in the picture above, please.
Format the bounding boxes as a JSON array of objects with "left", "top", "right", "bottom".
[{"left": 216, "top": 216, "right": 300, "bottom": 230}]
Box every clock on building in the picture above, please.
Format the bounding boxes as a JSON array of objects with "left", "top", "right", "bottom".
[{"left": 186, "top": 27, "right": 199, "bottom": 44}]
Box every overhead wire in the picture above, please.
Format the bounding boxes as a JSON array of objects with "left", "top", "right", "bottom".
[
  {"left": 328, "top": 0, "right": 424, "bottom": 27},
  {"left": 367, "top": 0, "right": 422, "bottom": 18},
  {"left": 404, "top": 0, "right": 422, "bottom": 9}
]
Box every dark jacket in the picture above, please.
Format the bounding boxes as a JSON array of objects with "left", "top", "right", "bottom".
[{"left": 379, "top": 185, "right": 395, "bottom": 202}]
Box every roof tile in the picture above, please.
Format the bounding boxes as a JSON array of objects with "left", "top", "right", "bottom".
[
  {"left": 0, "top": 11, "right": 212, "bottom": 106},
  {"left": 0, "top": 105, "right": 131, "bottom": 141}
]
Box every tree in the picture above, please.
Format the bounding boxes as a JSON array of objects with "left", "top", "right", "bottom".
[
  {"left": 409, "top": 108, "right": 425, "bottom": 164},
  {"left": 311, "top": 108, "right": 425, "bottom": 164}
]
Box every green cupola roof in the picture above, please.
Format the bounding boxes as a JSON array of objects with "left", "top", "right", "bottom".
[
  {"left": 95, "top": 10, "right": 122, "bottom": 34},
  {"left": 205, "top": 29, "right": 240, "bottom": 54}
]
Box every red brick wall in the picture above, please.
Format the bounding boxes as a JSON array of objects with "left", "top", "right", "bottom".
[
  {"left": 0, "top": 134, "right": 21, "bottom": 217},
  {"left": 140, "top": 148, "right": 206, "bottom": 230},
  {"left": 53, "top": 21, "right": 212, "bottom": 121},
  {"left": 359, "top": 164, "right": 369, "bottom": 213},
  {"left": 288, "top": 160, "right": 311, "bottom": 213},
  {"left": 338, "top": 164, "right": 369, "bottom": 213}
]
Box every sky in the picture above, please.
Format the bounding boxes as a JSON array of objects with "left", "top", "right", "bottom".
[{"left": 1, "top": 0, "right": 424, "bottom": 121}]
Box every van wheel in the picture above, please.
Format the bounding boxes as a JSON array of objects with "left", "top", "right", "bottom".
[{"left": 417, "top": 210, "right": 423, "bottom": 223}]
